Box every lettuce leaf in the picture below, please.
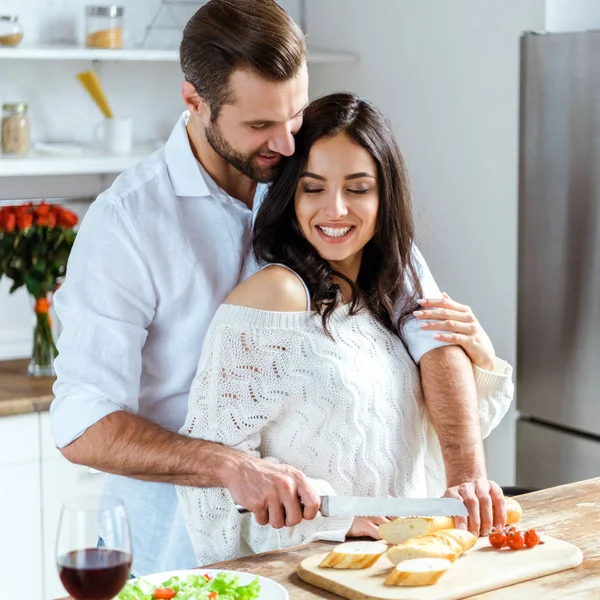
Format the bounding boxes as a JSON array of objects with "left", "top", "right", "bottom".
[{"left": 117, "top": 572, "right": 261, "bottom": 600}]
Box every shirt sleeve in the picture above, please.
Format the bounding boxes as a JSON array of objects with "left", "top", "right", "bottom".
[
  {"left": 401, "top": 245, "right": 451, "bottom": 364},
  {"left": 50, "top": 197, "right": 156, "bottom": 448},
  {"left": 473, "top": 357, "right": 515, "bottom": 439},
  {"left": 175, "top": 316, "right": 352, "bottom": 566}
]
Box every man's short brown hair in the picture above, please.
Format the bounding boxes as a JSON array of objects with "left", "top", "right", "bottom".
[{"left": 180, "top": 0, "right": 307, "bottom": 119}]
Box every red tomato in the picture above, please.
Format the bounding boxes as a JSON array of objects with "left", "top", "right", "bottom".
[
  {"left": 154, "top": 588, "right": 177, "bottom": 599},
  {"left": 507, "top": 530, "right": 526, "bottom": 550},
  {"left": 208, "top": 592, "right": 218, "bottom": 600},
  {"left": 524, "top": 529, "right": 541, "bottom": 548},
  {"left": 489, "top": 531, "right": 507, "bottom": 549},
  {"left": 204, "top": 574, "right": 213, "bottom": 581}
]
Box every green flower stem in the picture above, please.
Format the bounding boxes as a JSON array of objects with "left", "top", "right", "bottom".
[{"left": 33, "top": 311, "right": 57, "bottom": 369}]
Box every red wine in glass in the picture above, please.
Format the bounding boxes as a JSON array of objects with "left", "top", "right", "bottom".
[
  {"left": 56, "top": 495, "right": 132, "bottom": 600},
  {"left": 58, "top": 548, "right": 132, "bottom": 600}
]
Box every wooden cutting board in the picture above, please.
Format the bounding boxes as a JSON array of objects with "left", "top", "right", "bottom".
[{"left": 297, "top": 535, "right": 583, "bottom": 600}]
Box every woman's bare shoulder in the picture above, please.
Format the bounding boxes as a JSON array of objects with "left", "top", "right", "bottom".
[{"left": 223, "top": 265, "right": 308, "bottom": 312}]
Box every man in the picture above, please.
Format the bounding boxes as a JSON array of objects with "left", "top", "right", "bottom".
[{"left": 51, "top": 0, "right": 504, "bottom": 576}]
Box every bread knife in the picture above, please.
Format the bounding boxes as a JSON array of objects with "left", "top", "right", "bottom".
[{"left": 235, "top": 496, "right": 468, "bottom": 517}]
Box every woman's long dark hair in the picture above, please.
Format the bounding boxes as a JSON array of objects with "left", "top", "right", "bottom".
[{"left": 253, "top": 92, "right": 423, "bottom": 339}]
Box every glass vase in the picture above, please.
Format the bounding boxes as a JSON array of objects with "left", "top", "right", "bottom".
[{"left": 28, "top": 294, "right": 58, "bottom": 377}]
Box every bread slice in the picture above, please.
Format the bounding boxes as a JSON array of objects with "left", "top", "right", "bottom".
[
  {"left": 386, "top": 528, "right": 476, "bottom": 565},
  {"left": 439, "top": 528, "right": 477, "bottom": 553},
  {"left": 384, "top": 558, "right": 452, "bottom": 586},
  {"left": 379, "top": 497, "right": 523, "bottom": 545},
  {"left": 379, "top": 517, "right": 454, "bottom": 545},
  {"left": 319, "top": 541, "right": 388, "bottom": 569},
  {"left": 386, "top": 536, "right": 458, "bottom": 564}
]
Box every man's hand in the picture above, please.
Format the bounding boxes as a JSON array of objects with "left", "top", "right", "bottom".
[
  {"left": 61, "top": 412, "right": 323, "bottom": 531},
  {"left": 444, "top": 479, "right": 506, "bottom": 537},
  {"left": 224, "top": 455, "right": 321, "bottom": 529},
  {"left": 414, "top": 292, "right": 496, "bottom": 371},
  {"left": 347, "top": 516, "right": 389, "bottom": 539}
]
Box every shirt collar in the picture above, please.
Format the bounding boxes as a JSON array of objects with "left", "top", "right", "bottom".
[
  {"left": 164, "top": 111, "right": 211, "bottom": 198},
  {"left": 165, "top": 111, "right": 270, "bottom": 212}
]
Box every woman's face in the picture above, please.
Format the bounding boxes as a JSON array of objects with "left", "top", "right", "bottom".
[{"left": 294, "top": 132, "right": 379, "bottom": 277}]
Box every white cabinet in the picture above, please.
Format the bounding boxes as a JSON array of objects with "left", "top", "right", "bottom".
[
  {"left": 0, "top": 412, "right": 106, "bottom": 600},
  {"left": 0, "top": 414, "right": 44, "bottom": 600},
  {"left": 39, "top": 412, "right": 106, "bottom": 600}
]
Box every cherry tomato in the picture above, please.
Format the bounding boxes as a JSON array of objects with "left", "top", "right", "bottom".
[
  {"left": 506, "top": 530, "right": 526, "bottom": 550},
  {"left": 154, "top": 588, "right": 177, "bottom": 599},
  {"left": 489, "top": 531, "right": 507, "bottom": 549},
  {"left": 208, "top": 592, "right": 218, "bottom": 600},
  {"left": 524, "top": 529, "right": 541, "bottom": 548},
  {"left": 204, "top": 574, "right": 213, "bottom": 582}
]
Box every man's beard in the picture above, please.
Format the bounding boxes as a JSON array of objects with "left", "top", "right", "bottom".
[{"left": 205, "top": 121, "right": 280, "bottom": 183}]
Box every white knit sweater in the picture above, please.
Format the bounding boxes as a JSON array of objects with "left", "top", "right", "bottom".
[{"left": 176, "top": 303, "right": 514, "bottom": 566}]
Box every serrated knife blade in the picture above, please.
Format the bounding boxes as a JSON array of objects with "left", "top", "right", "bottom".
[
  {"left": 235, "top": 496, "right": 467, "bottom": 517},
  {"left": 319, "top": 496, "right": 468, "bottom": 518}
]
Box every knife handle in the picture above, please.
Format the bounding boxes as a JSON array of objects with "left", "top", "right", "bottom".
[{"left": 235, "top": 496, "right": 327, "bottom": 515}]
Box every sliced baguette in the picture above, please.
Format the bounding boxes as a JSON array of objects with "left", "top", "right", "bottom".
[
  {"left": 386, "top": 528, "right": 476, "bottom": 565},
  {"left": 384, "top": 558, "right": 452, "bottom": 586},
  {"left": 379, "top": 496, "right": 523, "bottom": 545},
  {"left": 386, "top": 537, "right": 458, "bottom": 564},
  {"left": 379, "top": 517, "right": 454, "bottom": 546},
  {"left": 319, "top": 541, "right": 388, "bottom": 569},
  {"left": 439, "top": 528, "right": 477, "bottom": 553}
]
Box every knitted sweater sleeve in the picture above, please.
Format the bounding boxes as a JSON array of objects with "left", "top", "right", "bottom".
[
  {"left": 175, "top": 310, "right": 353, "bottom": 566},
  {"left": 473, "top": 357, "right": 515, "bottom": 439}
]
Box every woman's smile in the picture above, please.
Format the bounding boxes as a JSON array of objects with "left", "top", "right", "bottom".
[
  {"left": 315, "top": 223, "right": 357, "bottom": 243},
  {"left": 294, "top": 132, "right": 379, "bottom": 280}
]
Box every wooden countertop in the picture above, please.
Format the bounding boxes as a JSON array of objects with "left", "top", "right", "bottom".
[
  {"left": 55, "top": 477, "right": 600, "bottom": 599},
  {"left": 0, "top": 359, "right": 55, "bottom": 417}
]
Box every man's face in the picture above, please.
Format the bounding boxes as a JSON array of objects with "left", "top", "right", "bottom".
[{"left": 205, "top": 65, "right": 309, "bottom": 183}]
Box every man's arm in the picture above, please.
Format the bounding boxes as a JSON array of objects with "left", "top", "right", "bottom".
[
  {"left": 52, "top": 198, "right": 319, "bottom": 526},
  {"left": 420, "top": 346, "right": 485, "bottom": 484},
  {"left": 420, "top": 345, "right": 505, "bottom": 536},
  {"left": 60, "top": 410, "right": 320, "bottom": 525},
  {"left": 60, "top": 411, "right": 239, "bottom": 486}
]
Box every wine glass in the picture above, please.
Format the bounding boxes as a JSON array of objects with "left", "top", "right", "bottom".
[{"left": 56, "top": 495, "right": 132, "bottom": 600}]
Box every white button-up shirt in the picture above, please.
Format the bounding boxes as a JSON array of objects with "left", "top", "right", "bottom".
[{"left": 50, "top": 112, "right": 446, "bottom": 576}]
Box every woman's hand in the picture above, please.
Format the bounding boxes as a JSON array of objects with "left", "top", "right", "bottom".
[
  {"left": 413, "top": 292, "right": 495, "bottom": 371},
  {"left": 347, "top": 516, "right": 390, "bottom": 539}
]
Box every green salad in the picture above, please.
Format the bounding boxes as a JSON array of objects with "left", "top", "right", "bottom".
[{"left": 117, "top": 571, "right": 261, "bottom": 600}]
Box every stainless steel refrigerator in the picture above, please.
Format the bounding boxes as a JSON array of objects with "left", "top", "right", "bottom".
[{"left": 517, "top": 30, "right": 600, "bottom": 490}]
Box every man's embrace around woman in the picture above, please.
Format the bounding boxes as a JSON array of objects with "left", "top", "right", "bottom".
[{"left": 50, "top": 0, "right": 513, "bottom": 576}]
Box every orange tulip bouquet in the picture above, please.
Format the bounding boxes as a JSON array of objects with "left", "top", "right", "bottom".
[{"left": 0, "top": 202, "right": 78, "bottom": 376}]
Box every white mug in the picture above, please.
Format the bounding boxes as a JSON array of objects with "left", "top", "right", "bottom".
[{"left": 94, "top": 117, "right": 133, "bottom": 155}]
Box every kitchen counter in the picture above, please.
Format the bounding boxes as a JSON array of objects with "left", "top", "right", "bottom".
[
  {"left": 0, "top": 359, "right": 55, "bottom": 417},
  {"left": 55, "top": 477, "right": 600, "bottom": 599}
]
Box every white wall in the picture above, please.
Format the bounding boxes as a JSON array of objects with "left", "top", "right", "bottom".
[
  {"left": 306, "top": 0, "right": 546, "bottom": 486},
  {"left": 546, "top": 0, "right": 600, "bottom": 30}
]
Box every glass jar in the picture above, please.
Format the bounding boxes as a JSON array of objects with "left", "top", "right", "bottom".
[
  {"left": 1, "top": 103, "right": 30, "bottom": 155},
  {"left": 0, "top": 15, "right": 24, "bottom": 47},
  {"left": 85, "top": 5, "right": 124, "bottom": 49}
]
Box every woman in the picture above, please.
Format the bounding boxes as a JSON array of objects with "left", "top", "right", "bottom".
[{"left": 176, "top": 93, "right": 513, "bottom": 565}]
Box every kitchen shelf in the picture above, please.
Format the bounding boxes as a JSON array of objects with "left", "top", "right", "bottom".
[
  {"left": 0, "top": 45, "right": 358, "bottom": 64},
  {"left": 0, "top": 145, "right": 157, "bottom": 177}
]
